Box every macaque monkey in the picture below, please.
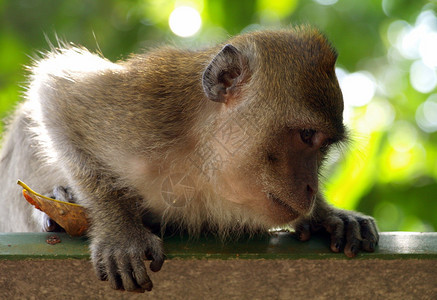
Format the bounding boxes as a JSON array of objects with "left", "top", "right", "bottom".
[{"left": 0, "top": 26, "right": 379, "bottom": 292}]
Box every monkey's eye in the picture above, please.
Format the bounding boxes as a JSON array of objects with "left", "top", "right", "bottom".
[{"left": 300, "top": 129, "right": 316, "bottom": 146}]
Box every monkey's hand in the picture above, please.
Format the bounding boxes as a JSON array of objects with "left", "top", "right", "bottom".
[
  {"left": 293, "top": 202, "right": 379, "bottom": 258},
  {"left": 90, "top": 228, "right": 165, "bottom": 292}
]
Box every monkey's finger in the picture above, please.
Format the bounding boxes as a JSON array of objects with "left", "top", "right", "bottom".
[
  {"left": 119, "top": 265, "right": 137, "bottom": 291},
  {"left": 359, "top": 217, "right": 379, "bottom": 252},
  {"left": 106, "top": 255, "right": 123, "bottom": 290},
  {"left": 149, "top": 251, "right": 165, "bottom": 272},
  {"left": 323, "top": 214, "right": 345, "bottom": 253},
  {"left": 145, "top": 237, "right": 165, "bottom": 272},
  {"left": 293, "top": 221, "right": 311, "bottom": 241},
  {"left": 116, "top": 254, "right": 145, "bottom": 292},
  {"left": 343, "top": 217, "right": 362, "bottom": 258},
  {"left": 130, "top": 255, "right": 153, "bottom": 291},
  {"left": 91, "top": 249, "right": 108, "bottom": 281}
]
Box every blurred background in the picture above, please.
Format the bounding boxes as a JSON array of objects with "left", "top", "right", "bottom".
[{"left": 0, "top": 0, "right": 436, "bottom": 232}]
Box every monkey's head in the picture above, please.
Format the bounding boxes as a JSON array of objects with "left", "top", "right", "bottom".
[{"left": 201, "top": 27, "right": 346, "bottom": 226}]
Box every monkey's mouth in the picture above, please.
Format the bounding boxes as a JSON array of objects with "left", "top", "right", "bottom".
[{"left": 268, "top": 193, "right": 298, "bottom": 217}]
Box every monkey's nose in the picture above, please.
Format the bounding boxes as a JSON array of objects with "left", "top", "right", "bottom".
[
  {"left": 306, "top": 184, "right": 316, "bottom": 201},
  {"left": 302, "top": 184, "right": 317, "bottom": 213}
]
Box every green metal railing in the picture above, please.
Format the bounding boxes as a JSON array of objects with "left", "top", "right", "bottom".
[{"left": 1, "top": 232, "right": 436, "bottom": 260}]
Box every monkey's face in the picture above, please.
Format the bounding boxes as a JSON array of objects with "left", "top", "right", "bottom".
[
  {"left": 213, "top": 79, "right": 344, "bottom": 226},
  {"left": 215, "top": 123, "right": 340, "bottom": 226},
  {"left": 261, "top": 128, "right": 338, "bottom": 224},
  {"left": 202, "top": 31, "right": 345, "bottom": 226},
  {"left": 211, "top": 70, "right": 345, "bottom": 226}
]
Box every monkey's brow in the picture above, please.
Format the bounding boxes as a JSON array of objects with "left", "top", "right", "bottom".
[
  {"left": 333, "top": 130, "right": 347, "bottom": 141},
  {"left": 318, "top": 126, "right": 347, "bottom": 145},
  {"left": 330, "top": 130, "right": 348, "bottom": 145}
]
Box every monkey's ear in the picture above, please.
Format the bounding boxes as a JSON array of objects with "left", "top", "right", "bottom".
[{"left": 202, "top": 44, "right": 249, "bottom": 103}]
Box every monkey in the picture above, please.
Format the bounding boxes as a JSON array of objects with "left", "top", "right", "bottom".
[{"left": 0, "top": 26, "right": 379, "bottom": 292}]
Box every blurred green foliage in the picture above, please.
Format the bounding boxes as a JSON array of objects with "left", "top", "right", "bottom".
[{"left": 0, "top": 0, "right": 436, "bottom": 231}]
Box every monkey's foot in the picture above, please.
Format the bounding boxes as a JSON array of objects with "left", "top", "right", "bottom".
[
  {"left": 43, "top": 186, "right": 77, "bottom": 232},
  {"left": 90, "top": 229, "right": 165, "bottom": 292},
  {"left": 293, "top": 208, "right": 379, "bottom": 258},
  {"left": 42, "top": 215, "right": 63, "bottom": 232},
  {"left": 50, "top": 186, "right": 76, "bottom": 203},
  {"left": 18, "top": 181, "right": 89, "bottom": 236}
]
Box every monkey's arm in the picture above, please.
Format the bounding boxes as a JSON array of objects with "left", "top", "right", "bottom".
[
  {"left": 292, "top": 195, "right": 379, "bottom": 257},
  {"left": 81, "top": 189, "right": 165, "bottom": 292}
]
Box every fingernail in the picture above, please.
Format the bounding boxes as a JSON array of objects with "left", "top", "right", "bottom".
[{"left": 150, "top": 260, "right": 162, "bottom": 272}]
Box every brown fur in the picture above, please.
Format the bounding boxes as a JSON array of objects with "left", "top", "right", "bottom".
[{"left": 0, "top": 26, "right": 378, "bottom": 292}]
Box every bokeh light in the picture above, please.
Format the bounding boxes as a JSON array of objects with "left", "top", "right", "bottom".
[
  {"left": 388, "top": 121, "right": 418, "bottom": 153},
  {"left": 363, "top": 99, "right": 395, "bottom": 132},
  {"left": 339, "top": 71, "right": 376, "bottom": 107},
  {"left": 410, "top": 60, "right": 437, "bottom": 93},
  {"left": 169, "top": 6, "right": 202, "bottom": 37},
  {"left": 416, "top": 94, "right": 437, "bottom": 133},
  {"left": 313, "top": 0, "right": 338, "bottom": 6},
  {"left": 387, "top": 10, "right": 437, "bottom": 94}
]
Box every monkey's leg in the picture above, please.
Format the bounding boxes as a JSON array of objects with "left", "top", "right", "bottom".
[
  {"left": 293, "top": 195, "right": 379, "bottom": 257},
  {"left": 0, "top": 105, "right": 68, "bottom": 232}
]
